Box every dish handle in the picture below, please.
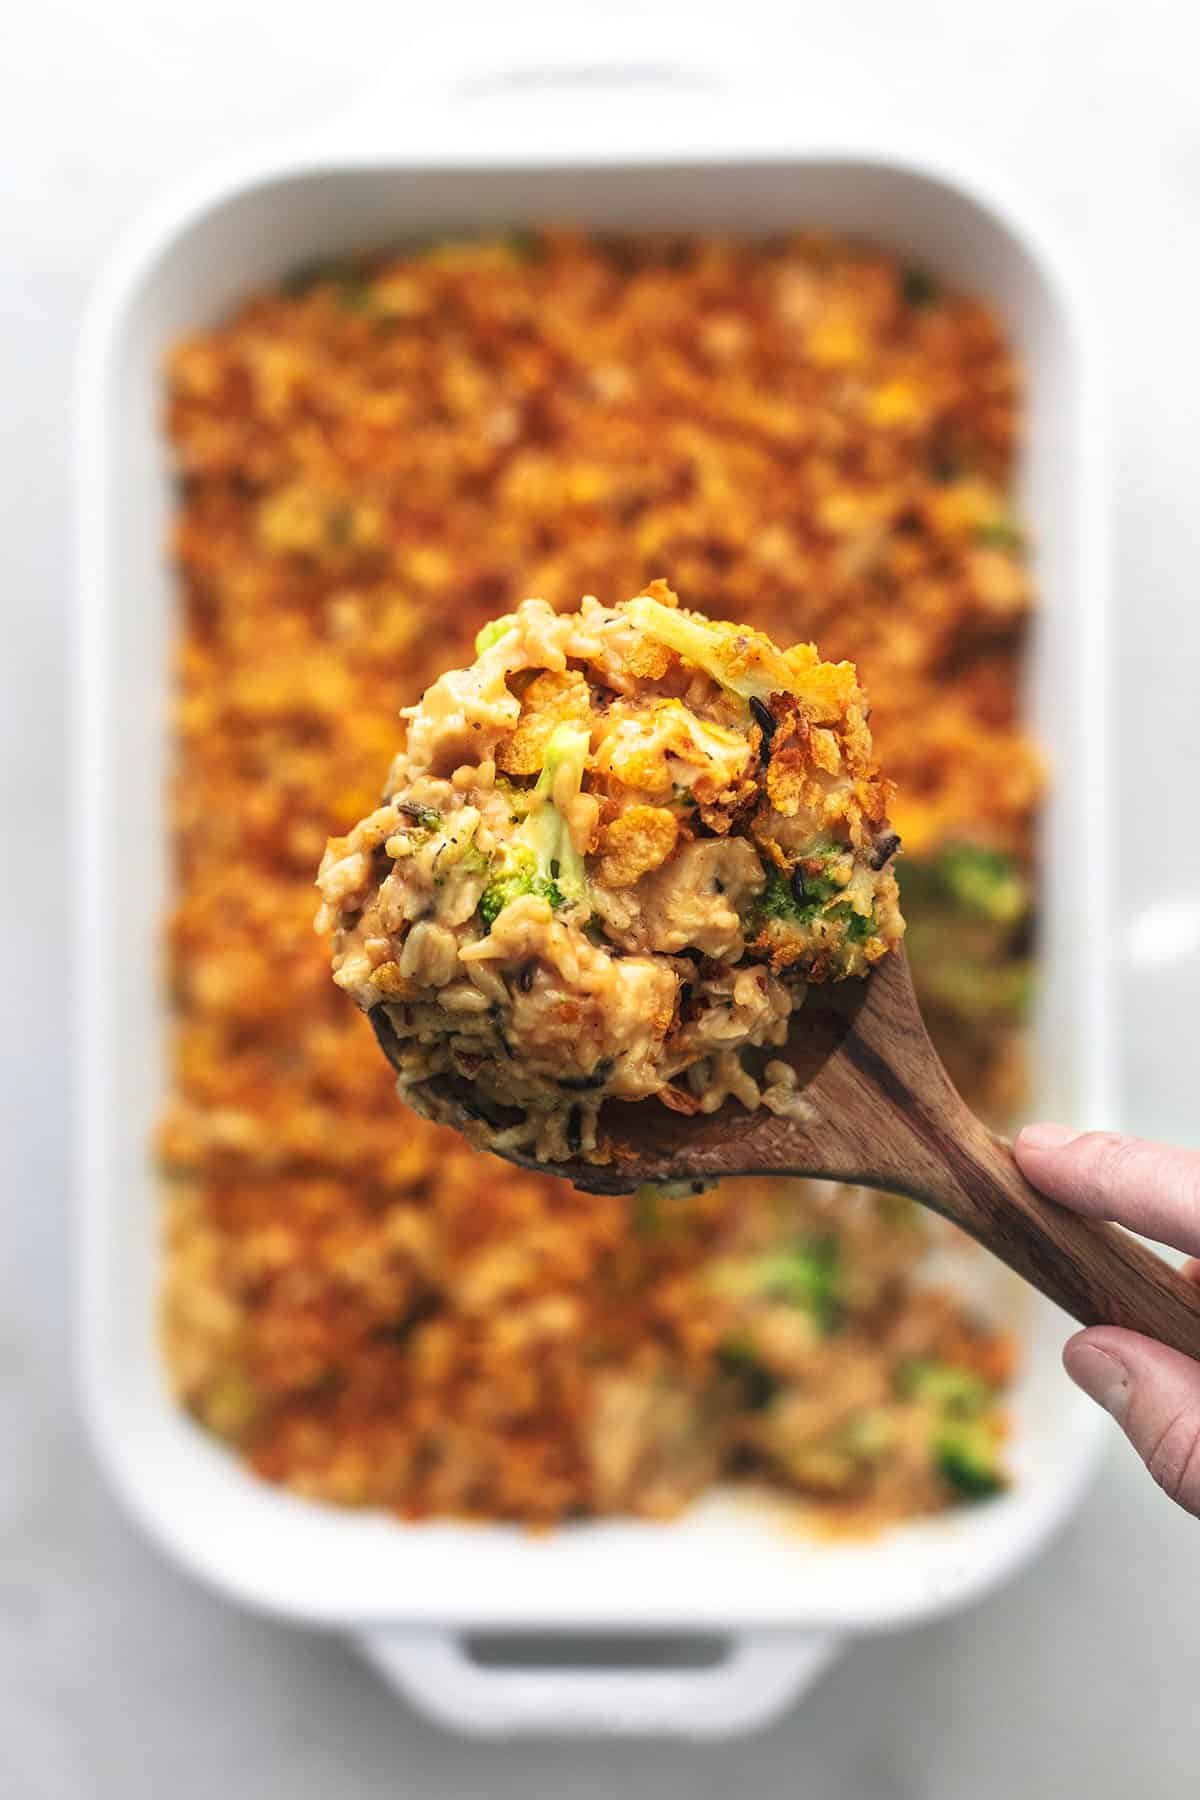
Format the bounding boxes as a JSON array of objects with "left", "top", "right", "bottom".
[
  {"left": 354, "top": 1626, "right": 842, "bottom": 1739},
  {"left": 325, "top": 16, "right": 762, "bottom": 153}
]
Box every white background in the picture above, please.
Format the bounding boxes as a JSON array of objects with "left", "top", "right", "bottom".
[{"left": 4, "top": 0, "right": 1200, "bottom": 1790}]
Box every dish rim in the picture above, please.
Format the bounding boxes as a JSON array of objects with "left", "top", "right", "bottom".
[{"left": 74, "top": 128, "right": 1114, "bottom": 1640}]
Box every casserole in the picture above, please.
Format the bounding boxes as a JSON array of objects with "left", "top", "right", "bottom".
[{"left": 76, "top": 28, "right": 1114, "bottom": 1737}]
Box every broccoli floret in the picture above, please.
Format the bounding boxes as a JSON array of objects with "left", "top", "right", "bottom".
[
  {"left": 975, "top": 517, "right": 1023, "bottom": 551},
  {"left": 627, "top": 595, "right": 793, "bottom": 702},
  {"left": 391, "top": 801, "right": 443, "bottom": 840},
  {"left": 934, "top": 845, "right": 1027, "bottom": 925},
  {"left": 827, "top": 901, "right": 877, "bottom": 944},
  {"left": 476, "top": 722, "right": 590, "bottom": 931},
  {"left": 792, "top": 853, "right": 843, "bottom": 907},
  {"left": 758, "top": 845, "right": 844, "bottom": 926},
  {"left": 477, "top": 846, "right": 560, "bottom": 928},
  {"left": 926, "top": 959, "right": 1033, "bottom": 1024},
  {"left": 901, "top": 1358, "right": 1006, "bottom": 1500},
  {"left": 456, "top": 842, "right": 491, "bottom": 877},
  {"left": 526, "top": 722, "right": 589, "bottom": 902},
  {"left": 898, "top": 1359, "right": 991, "bottom": 1416},
  {"left": 900, "top": 844, "right": 1032, "bottom": 1027},
  {"left": 744, "top": 1236, "right": 843, "bottom": 1333},
  {"left": 756, "top": 854, "right": 867, "bottom": 948},
  {"left": 474, "top": 613, "right": 518, "bottom": 656},
  {"left": 433, "top": 835, "right": 491, "bottom": 890},
  {"left": 935, "top": 1420, "right": 1005, "bottom": 1499},
  {"left": 759, "top": 870, "right": 807, "bottom": 923}
]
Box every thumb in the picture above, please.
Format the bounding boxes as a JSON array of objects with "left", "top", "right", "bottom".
[{"left": 1064, "top": 1327, "right": 1200, "bottom": 1519}]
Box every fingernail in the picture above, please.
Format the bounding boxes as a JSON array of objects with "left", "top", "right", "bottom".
[
  {"left": 1063, "top": 1341, "right": 1131, "bottom": 1422},
  {"left": 1018, "top": 1122, "right": 1080, "bottom": 1152}
]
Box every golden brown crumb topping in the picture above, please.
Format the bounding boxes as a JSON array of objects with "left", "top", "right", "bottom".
[{"left": 161, "top": 231, "right": 1027, "bottom": 1526}]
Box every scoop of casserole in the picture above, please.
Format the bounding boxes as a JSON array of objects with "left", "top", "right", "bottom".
[{"left": 318, "top": 583, "right": 903, "bottom": 1162}]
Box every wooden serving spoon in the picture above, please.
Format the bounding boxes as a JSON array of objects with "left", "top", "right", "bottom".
[{"left": 393, "top": 949, "right": 1200, "bottom": 1359}]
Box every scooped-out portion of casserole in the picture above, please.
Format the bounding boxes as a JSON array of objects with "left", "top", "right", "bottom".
[
  {"left": 317, "top": 587, "right": 903, "bottom": 1163},
  {"left": 160, "top": 230, "right": 1032, "bottom": 1527}
]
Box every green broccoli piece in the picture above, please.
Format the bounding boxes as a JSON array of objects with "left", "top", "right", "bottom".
[
  {"left": 935, "top": 1420, "right": 1005, "bottom": 1499},
  {"left": 457, "top": 842, "right": 491, "bottom": 877},
  {"left": 934, "top": 845, "right": 1027, "bottom": 925},
  {"left": 393, "top": 802, "right": 443, "bottom": 839},
  {"left": 476, "top": 722, "right": 590, "bottom": 930},
  {"left": 795, "top": 851, "right": 844, "bottom": 907},
  {"left": 827, "top": 901, "right": 876, "bottom": 944},
  {"left": 526, "top": 722, "right": 589, "bottom": 902},
  {"left": 474, "top": 613, "right": 518, "bottom": 656},
  {"left": 626, "top": 595, "right": 791, "bottom": 703},
  {"left": 757, "top": 846, "right": 844, "bottom": 927},
  {"left": 744, "top": 1236, "right": 843, "bottom": 1333},
  {"left": 477, "top": 846, "right": 557, "bottom": 928},
  {"left": 975, "top": 516, "right": 1023, "bottom": 551},
  {"left": 759, "top": 870, "right": 806, "bottom": 923},
  {"left": 924, "top": 959, "right": 1033, "bottom": 1024},
  {"left": 898, "top": 1359, "right": 991, "bottom": 1417},
  {"left": 901, "top": 1358, "right": 1006, "bottom": 1500},
  {"left": 432, "top": 834, "right": 491, "bottom": 889}
]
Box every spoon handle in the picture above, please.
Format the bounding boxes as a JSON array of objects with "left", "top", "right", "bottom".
[{"left": 909, "top": 1114, "right": 1200, "bottom": 1360}]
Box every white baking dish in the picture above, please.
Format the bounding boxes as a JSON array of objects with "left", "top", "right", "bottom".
[{"left": 76, "top": 31, "right": 1115, "bottom": 1738}]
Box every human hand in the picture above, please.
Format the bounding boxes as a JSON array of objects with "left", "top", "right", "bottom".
[{"left": 1014, "top": 1124, "right": 1200, "bottom": 1519}]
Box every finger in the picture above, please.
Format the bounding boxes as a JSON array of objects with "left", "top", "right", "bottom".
[
  {"left": 1014, "top": 1126, "right": 1200, "bottom": 1258},
  {"left": 1063, "top": 1327, "right": 1200, "bottom": 1519},
  {"left": 1185, "top": 1258, "right": 1200, "bottom": 1287}
]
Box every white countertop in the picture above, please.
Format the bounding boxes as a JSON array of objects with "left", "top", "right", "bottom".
[{"left": 4, "top": 0, "right": 1200, "bottom": 1789}]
